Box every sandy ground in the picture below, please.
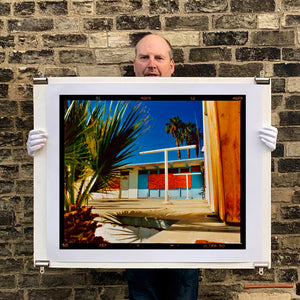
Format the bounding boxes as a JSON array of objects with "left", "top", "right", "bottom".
[{"left": 91, "top": 196, "right": 241, "bottom": 244}]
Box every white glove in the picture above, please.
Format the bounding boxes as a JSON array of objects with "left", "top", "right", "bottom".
[
  {"left": 27, "top": 129, "right": 48, "bottom": 157},
  {"left": 258, "top": 125, "right": 278, "bottom": 151}
]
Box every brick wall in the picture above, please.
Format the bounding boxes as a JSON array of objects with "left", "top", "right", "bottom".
[{"left": 0, "top": 0, "right": 299, "bottom": 299}]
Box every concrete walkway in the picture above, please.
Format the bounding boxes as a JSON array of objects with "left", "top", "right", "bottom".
[{"left": 91, "top": 196, "right": 240, "bottom": 245}]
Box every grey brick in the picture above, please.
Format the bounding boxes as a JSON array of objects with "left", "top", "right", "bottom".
[
  {"left": 14, "top": 2, "right": 35, "bottom": 16},
  {"left": 167, "top": 49, "right": 181, "bottom": 64},
  {"left": 16, "top": 180, "right": 33, "bottom": 194},
  {"left": 272, "top": 95, "right": 282, "bottom": 110},
  {"left": 279, "top": 111, "right": 300, "bottom": 125},
  {"left": 41, "top": 273, "right": 87, "bottom": 287},
  {"left": 278, "top": 127, "right": 300, "bottom": 142},
  {"left": 272, "top": 253, "right": 300, "bottom": 267},
  {"left": 150, "top": 0, "right": 179, "bottom": 14},
  {"left": 20, "top": 101, "right": 33, "bottom": 115},
  {"left": 100, "top": 286, "right": 127, "bottom": 300},
  {"left": 0, "top": 3, "right": 10, "bottom": 16},
  {"left": 9, "top": 50, "right": 54, "bottom": 64},
  {"left": 0, "top": 132, "right": 23, "bottom": 147},
  {"left": 165, "top": 16, "right": 209, "bottom": 30},
  {"left": 0, "top": 181, "right": 14, "bottom": 194},
  {"left": 185, "top": 0, "right": 228, "bottom": 13},
  {"left": 0, "top": 292, "right": 23, "bottom": 300},
  {"left": 0, "top": 36, "right": 15, "bottom": 48},
  {"left": 0, "top": 211, "right": 14, "bottom": 226},
  {"left": 83, "top": 18, "right": 113, "bottom": 31},
  {"left": 14, "top": 242, "right": 33, "bottom": 257},
  {"left": 278, "top": 159, "right": 300, "bottom": 173},
  {"left": 198, "top": 284, "right": 244, "bottom": 299},
  {"left": 16, "top": 116, "right": 33, "bottom": 130},
  {"left": 17, "top": 274, "right": 39, "bottom": 288},
  {"left": 0, "top": 84, "right": 8, "bottom": 98},
  {"left": 283, "top": 48, "right": 300, "bottom": 61},
  {"left": 20, "top": 164, "right": 33, "bottom": 179},
  {"left": 283, "top": 0, "right": 300, "bottom": 11},
  {"left": 0, "top": 259, "right": 23, "bottom": 273},
  {"left": 277, "top": 269, "right": 298, "bottom": 282},
  {"left": 90, "top": 270, "right": 126, "bottom": 285},
  {"left": 18, "top": 67, "right": 41, "bottom": 81},
  {"left": 17, "top": 35, "right": 39, "bottom": 48},
  {"left": 173, "top": 64, "right": 216, "bottom": 77},
  {"left": 274, "top": 63, "right": 300, "bottom": 77},
  {"left": 272, "top": 221, "right": 300, "bottom": 234},
  {"left": 0, "top": 52, "right": 4, "bottom": 63},
  {"left": 281, "top": 205, "right": 300, "bottom": 219},
  {"left": 252, "top": 31, "right": 295, "bottom": 46},
  {"left": 236, "top": 47, "right": 280, "bottom": 61},
  {"left": 116, "top": 15, "right": 161, "bottom": 30},
  {"left": 272, "top": 78, "right": 285, "bottom": 93},
  {"left": 189, "top": 47, "right": 232, "bottom": 62},
  {"left": 59, "top": 50, "right": 94, "bottom": 64},
  {"left": 0, "top": 117, "right": 14, "bottom": 130},
  {"left": 0, "top": 149, "right": 11, "bottom": 162},
  {"left": 38, "top": 1, "right": 68, "bottom": 15},
  {"left": 0, "top": 227, "right": 22, "bottom": 240},
  {"left": 74, "top": 288, "right": 98, "bottom": 300},
  {"left": 42, "top": 34, "right": 87, "bottom": 47},
  {"left": 271, "top": 236, "right": 279, "bottom": 250},
  {"left": 8, "top": 18, "right": 54, "bottom": 32},
  {"left": 213, "top": 14, "right": 256, "bottom": 29},
  {"left": 203, "top": 31, "right": 248, "bottom": 46},
  {"left": 18, "top": 84, "right": 33, "bottom": 99},
  {"left": 219, "top": 63, "right": 263, "bottom": 77},
  {"left": 285, "top": 15, "right": 300, "bottom": 26},
  {"left": 28, "top": 289, "right": 73, "bottom": 300},
  {"left": 129, "top": 32, "right": 153, "bottom": 46},
  {"left": 0, "top": 69, "right": 14, "bottom": 82},
  {"left": 272, "top": 143, "right": 284, "bottom": 158},
  {"left": 292, "top": 191, "right": 300, "bottom": 204},
  {"left": 44, "top": 67, "right": 77, "bottom": 77},
  {"left": 96, "top": 0, "right": 142, "bottom": 14},
  {"left": 232, "top": 269, "right": 274, "bottom": 281},
  {"left": 204, "top": 269, "right": 227, "bottom": 282},
  {"left": 231, "top": 0, "right": 275, "bottom": 12},
  {"left": 0, "top": 166, "right": 18, "bottom": 180},
  {"left": 286, "top": 95, "right": 300, "bottom": 109},
  {"left": 0, "top": 243, "right": 12, "bottom": 256}
]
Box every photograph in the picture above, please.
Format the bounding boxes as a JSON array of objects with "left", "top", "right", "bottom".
[{"left": 61, "top": 95, "right": 244, "bottom": 250}]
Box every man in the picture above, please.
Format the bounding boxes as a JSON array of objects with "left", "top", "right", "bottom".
[{"left": 27, "top": 33, "right": 278, "bottom": 299}]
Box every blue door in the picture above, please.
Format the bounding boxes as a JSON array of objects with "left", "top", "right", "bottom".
[{"left": 138, "top": 173, "right": 148, "bottom": 198}]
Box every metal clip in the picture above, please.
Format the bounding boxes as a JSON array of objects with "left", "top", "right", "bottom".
[
  {"left": 258, "top": 268, "right": 264, "bottom": 276},
  {"left": 33, "top": 78, "right": 48, "bottom": 85},
  {"left": 35, "top": 260, "right": 49, "bottom": 274},
  {"left": 254, "top": 70, "right": 270, "bottom": 85},
  {"left": 253, "top": 262, "right": 269, "bottom": 276}
]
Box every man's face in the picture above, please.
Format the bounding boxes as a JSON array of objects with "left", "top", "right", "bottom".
[{"left": 133, "top": 35, "right": 175, "bottom": 77}]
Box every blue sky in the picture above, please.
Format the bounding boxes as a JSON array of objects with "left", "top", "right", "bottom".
[
  {"left": 122, "top": 100, "right": 204, "bottom": 164},
  {"left": 68, "top": 98, "right": 204, "bottom": 165}
]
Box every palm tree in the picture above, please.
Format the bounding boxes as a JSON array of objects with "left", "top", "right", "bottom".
[
  {"left": 64, "top": 100, "right": 149, "bottom": 210},
  {"left": 181, "top": 121, "right": 196, "bottom": 159},
  {"left": 191, "top": 127, "right": 203, "bottom": 158},
  {"left": 166, "top": 116, "right": 183, "bottom": 160}
]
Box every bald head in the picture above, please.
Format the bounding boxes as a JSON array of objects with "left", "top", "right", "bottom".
[{"left": 133, "top": 34, "right": 175, "bottom": 77}]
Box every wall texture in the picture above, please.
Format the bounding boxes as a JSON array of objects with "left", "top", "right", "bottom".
[{"left": 0, "top": 0, "right": 299, "bottom": 299}]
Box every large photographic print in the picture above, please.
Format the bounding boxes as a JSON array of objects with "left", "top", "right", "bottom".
[
  {"left": 34, "top": 77, "right": 271, "bottom": 267},
  {"left": 61, "top": 95, "right": 245, "bottom": 250}
]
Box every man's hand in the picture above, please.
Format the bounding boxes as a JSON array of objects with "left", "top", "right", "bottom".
[
  {"left": 27, "top": 129, "right": 48, "bottom": 156},
  {"left": 258, "top": 125, "right": 278, "bottom": 151}
]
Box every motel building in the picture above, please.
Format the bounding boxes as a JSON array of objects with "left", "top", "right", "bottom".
[{"left": 94, "top": 157, "right": 205, "bottom": 201}]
